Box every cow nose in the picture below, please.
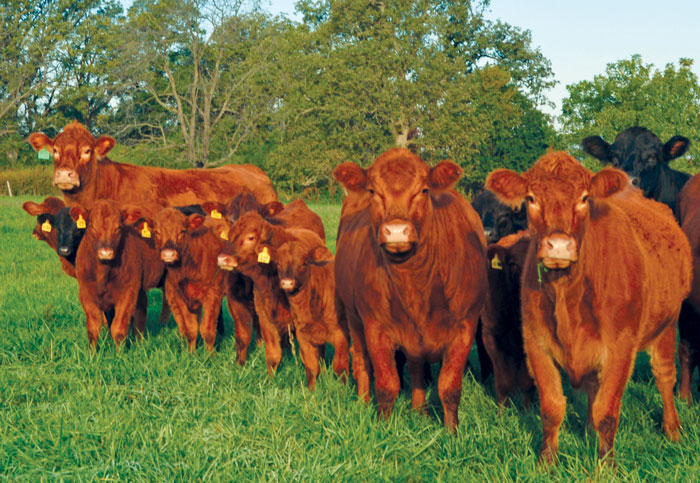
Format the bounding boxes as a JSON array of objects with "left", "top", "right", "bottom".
[
  {"left": 630, "top": 177, "right": 640, "bottom": 187},
  {"left": 161, "top": 249, "right": 178, "bottom": 263},
  {"left": 280, "top": 278, "right": 296, "bottom": 292},
  {"left": 97, "top": 247, "right": 114, "bottom": 260},
  {"left": 379, "top": 219, "right": 417, "bottom": 245},
  {"left": 58, "top": 246, "right": 71, "bottom": 256},
  {"left": 484, "top": 228, "right": 496, "bottom": 243},
  {"left": 53, "top": 169, "right": 80, "bottom": 189},
  {"left": 217, "top": 254, "right": 237, "bottom": 271},
  {"left": 538, "top": 233, "right": 578, "bottom": 269}
]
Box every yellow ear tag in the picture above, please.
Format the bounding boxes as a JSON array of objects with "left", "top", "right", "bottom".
[
  {"left": 141, "top": 222, "right": 152, "bottom": 238},
  {"left": 491, "top": 253, "right": 503, "bottom": 270},
  {"left": 210, "top": 209, "right": 222, "bottom": 219},
  {"left": 76, "top": 214, "right": 86, "bottom": 229},
  {"left": 257, "top": 246, "right": 270, "bottom": 264},
  {"left": 220, "top": 230, "right": 228, "bottom": 241},
  {"left": 41, "top": 220, "right": 52, "bottom": 232}
]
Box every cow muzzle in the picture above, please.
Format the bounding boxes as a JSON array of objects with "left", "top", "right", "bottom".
[
  {"left": 218, "top": 254, "right": 238, "bottom": 271},
  {"left": 537, "top": 233, "right": 578, "bottom": 269},
  {"left": 379, "top": 219, "right": 417, "bottom": 254},
  {"left": 97, "top": 247, "right": 115, "bottom": 260},
  {"left": 160, "top": 249, "right": 179, "bottom": 264},
  {"left": 53, "top": 169, "right": 80, "bottom": 191},
  {"left": 58, "top": 245, "right": 72, "bottom": 257},
  {"left": 280, "top": 277, "right": 297, "bottom": 292}
]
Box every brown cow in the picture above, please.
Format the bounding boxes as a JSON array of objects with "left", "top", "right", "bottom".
[
  {"left": 217, "top": 202, "right": 326, "bottom": 375},
  {"left": 483, "top": 230, "right": 534, "bottom": 406},
  {"left": 27, "top": 121, "right": 278, "bottom": 208},
  {"left": 274, "top": 237, "right": 350, "bottom": 389},
  {"left": 74, "top": 200, "right": 166, "bottom": 348},
  {"left": 333, "top": 147, "right": 488, "bottom": 431},
  {"left": 486, "top": 151, "right": 691, "bottom": 463},
  {"left": 677, "top": 173, "right": 700, "bottom": 403},
  {"left": 132, "top": 206, "right": 226, "bottom": 352}
]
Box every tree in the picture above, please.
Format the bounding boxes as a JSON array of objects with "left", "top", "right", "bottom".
[
  {"left": 118, "top": 0, "right": 286, "bottom": 167},
  {"left": 559, "top": 55, "right": 700, "bottom": 171},
  {"left": 265, "top": 0, "right": 555, "bottom": 194}
]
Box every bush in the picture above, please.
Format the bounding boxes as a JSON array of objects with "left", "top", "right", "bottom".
[{"left": 0, "top": 166, "right": 60, "bottom": 197}]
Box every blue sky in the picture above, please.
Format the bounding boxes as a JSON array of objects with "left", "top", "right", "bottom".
[{"left": 263, "top": 0, "right": 700, "bottom": 117}]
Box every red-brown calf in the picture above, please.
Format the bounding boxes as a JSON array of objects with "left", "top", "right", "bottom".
[
  {"left": 74, "top": 200, "right": 166, "bottom": 349},
  {"left": 28, "top": 121, "right": 278, "bottom": 208},
  {"left": 333, "top": 147, "right": 488, "bottom": 431},
  {"left": 274, "top": 237, "right": 349, "bottom": 389},
  {"left": 486, "top": 151, "right": 691, "bottom": 463}
]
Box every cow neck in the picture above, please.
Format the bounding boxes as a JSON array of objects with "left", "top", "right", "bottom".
[
  {"left": 178, "top": 232, "right": 220, "bottom": 283},
  {"left": 63, "top": 157, "right": 103, "bottom": 207},
  {"left": 89, "top": 232, "right": 127, "bottom": 295}
]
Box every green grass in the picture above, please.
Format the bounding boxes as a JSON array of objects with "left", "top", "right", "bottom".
[{"left": 2, "top": 195, "right": 700, "bottom": 481}]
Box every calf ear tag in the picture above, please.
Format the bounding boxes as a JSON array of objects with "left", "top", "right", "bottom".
[
  {"left": 38, "top": 148, "right": 51, "bottom": 161},
  {"left": 491, "top": 253, "right": 502, "bottom": 270},
  {"left": 220, "top": 230, "right": 228, "bottom": 241},
  {"left": 141, "top": 222, "right": 152, "bottom": 238},
  {"left": 258, "top": 246, "right": 270, "bottom": 264},
  {"left": 41, "top": 220, "right": 52, "bottom": 232},
  {"left": 210, "top": 209, "right": 222, "bottom": 219},
  {"left": 76, "top": 215, "right": 86, "bottom": 229}
]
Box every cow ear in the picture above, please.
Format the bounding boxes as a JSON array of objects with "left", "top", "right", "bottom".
[
  {"left": 201, "top": 201, "right": 225, "bottom": 219},
  {"left": 121, "top": 206, "right": 147, "bottom": 226},
  {"left": 590, "top": 168, "right": 627, "bottom": 198},
  {"left": 263, "top": 201, "right": 284, "bottom": 218},
  {"left": 309, "top": 245, "right": 333, "bottom": 265},
  {"left": 333, "top": 162, "right": 367, "bottom": 192},
  {"left": 428, "top": 161, "right": 462, "bottom": 190},
  {"left": 69, "top": 205, "right": 89, "bottom": 224},
  {"left": 94, "top": 136, "right": 115, "bottom": 159},
  {"left": 663, "top": 136, "right": 690, "bottom": 161},
  {"left": 187, "top": 214, "right": 206, "bottom": 231},
  {"left": 485, "top": 169, "right": 527, "bottom": 209},
  {"left": 581, "top": 136, "right": 612, "bottom": 162},
  {"left": 27, "top": 132, "right": 53, "bottom": 152},
  {"left": 486, "top": 245, "right": 507, "bottom": 270}
]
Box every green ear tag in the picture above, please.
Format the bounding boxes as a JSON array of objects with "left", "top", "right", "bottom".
[{"left": 38, "top": 148, "right": 51, "bottom": 161}]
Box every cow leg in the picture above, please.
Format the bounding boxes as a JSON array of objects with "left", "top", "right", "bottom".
[
  {"left": 330, "top": 325, "right": 350, "bottom": 382},
  {"left": 344, "top": 306, "right": 372, "bottom": 403},
  {"left": 591, "top": 346, "right": 636, "bottom": 462},
  {"left": 518, "top": 362, "right": 536, "bottom": 409},
  {"left": 253, "top": 288, "right": 283, "bottom": 375},
  {"left": 407, "top": 357, "right": 427, "bottom": 413},
  {"left": 475, "top": 320, "right": 493, "bottom": 383},
  {"left": 157, "top": 288, "right": 171, "bottom": 325},
  {"left": 482, "top": 326, "right": 515, "bottom": 405},
  {"left": 200, "top": 294, "right": 223, "bottom": 353},
  {"left": 297, "top": 334, "right": 320, "bottom": 390},
  {"left": 678, "top": 302, "right": 695, "bottom": 404},
  {"left": 364, "top": 318, "right": 400, "bottom": 420},
  {"left": 111, "top": 289, "right": 139, "bottom": 348},
  {"left": 438, "top": 328, "right": 473, "bottom": 432},
  {"left": 525, "top": 341, "right": 565, "bottom": 464},
  {"left": 648, "top": 322, "right": 681, "bottom": 442},
  {"left": 165, "top": 281, "right": 198, "bottom": 351},
  {"left": 132, "top": 289, "right": 148, "bottom": 339},
  {"left": 80, "top": 296, "right": 105, "bottom": 350},
  {"left": 582, "top": 374, "right": 600, "bottom": 432},
  {"left": 226, "top": 297, "right": 254, "bottom": 365}
]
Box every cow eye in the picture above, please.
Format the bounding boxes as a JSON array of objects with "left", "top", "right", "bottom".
[
  {"left": 422, "top": 188, "right": 429, "bottom": 195},
  {"left": 368, "top": 189, "right": 375, "bottom": 195},
  {"left": 582, "top": 194, "right": 590, "bottom": 203},
  {"left": 247, "top": 234, "right": 255, "bottom": 241},
  {"left": 525, "top": 195, "right": 535, "bottom": 203}
]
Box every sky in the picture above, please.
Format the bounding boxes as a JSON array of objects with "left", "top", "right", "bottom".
[{"left": 263, "top": 0, "right": 700, "bottom": 117}]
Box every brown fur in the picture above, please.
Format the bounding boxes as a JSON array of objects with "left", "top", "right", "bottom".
[
  {"left": 74, "top": 200, "right": 166, "bottom": 349},
  {"left": 28, "top": 121, "right": 278, "bottom": 208},
  {"left": 274, "top": 237, "right": 350, "bottom": 389},
  {"left": 333, "top": 148, "right": 488, "bottom": 431},
  {"left": 486, "top": 151, "right": 692, "bottom": 463},
  {"left": 217, "top": 201, "right": 326, "bottom": 375}
]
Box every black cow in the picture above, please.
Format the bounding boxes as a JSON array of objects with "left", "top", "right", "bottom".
[
  {"left": 472, "top": 190, "right": 527, "bottom": 244},
  {"left": 582, "top": 126, "right": 690, "bottom": 216}
]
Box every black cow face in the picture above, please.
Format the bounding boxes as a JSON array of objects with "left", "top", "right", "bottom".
[
  {"left": 472, "top": 190, "right": 527, "bottom": 243},
  {"left": 40, "top": 207, "right": 86, "bottom": 262},
  {"left": 582, "top": 127, "right": 690, "bottom": 197}
]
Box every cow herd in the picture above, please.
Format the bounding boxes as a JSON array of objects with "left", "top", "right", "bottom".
[{"left": 19, "top": 121, "right": 700, "bottom": 465}]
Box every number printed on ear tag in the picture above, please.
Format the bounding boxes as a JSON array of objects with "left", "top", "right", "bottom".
[
  {"left": 41, "top": 220, "right": 52, "bottom": 232},
  {"left": 258, "top": 246, "right": 270, "bottom": 264},
  {"left": 210, "top": 209, "right": 222, "bottom": 219},
  {"left": 141, "top": 222, "right": 152, "bottom": 238},
  {"left": 76, "top": 215, "right": 86, "bottom": 229},
  {"left": 491, "top": 253, "right": 502, "bottom": 270}
]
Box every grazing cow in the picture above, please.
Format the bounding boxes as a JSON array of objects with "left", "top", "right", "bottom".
[
  {"left": 74, "top": 200, "right": 166, "bottom": 348},
  {"left": 22, "top": 197, "right": 84, "bottom": 278},
  {"left": 582, "top": 126, "right": 690, "bottom": 215},
  {"left": 27, "top": 121, "right": 278, "bottom": 208},
  {"left": 486, "top": 151, "right": 691, "bottom": 463},
  {"left": 274, "top": 237, "right": 350, "bottom": 389},
  {"left": 482, "top": 230, "right": 534, "bottom": 405},
  {"left": 333, "top": 147, "right": 488, "bottom": 431},
  {"left": 133, "top": 206, "right": 226, "bottom": 351},
  {"left": 677, "top": 173, "right": 700, "bottom": 403},
  {"left": 217, "top": 201, "right": 326, "bottom": 375}
]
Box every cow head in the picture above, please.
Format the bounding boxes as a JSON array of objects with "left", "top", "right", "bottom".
[
  {"left": 77, "top": 200, "right": 123, "bottom": 261},
  {"left": 486, "top": 151, "right": 627, "bottom": 270},
  {"left": 275, "top": 241, "right": 333, "bottom": 294},
  {"left": 130, "top": 207, "right": 206, "bottom": 265},
  {"left": 216, "top": 193, "right": 284, "bottom": 223},
  {"left": 217, "top": 211, "right": 271, "bottom": 271},
  {"left": 582, "top": 127, "right": 690, "bottom": 196},
  {"left": 472, "top": 190, "right": 527, "bottom": 243},
  {"left": 333, "top": 148, "right": 462, "bottom": 263},
  {"left": 27, "top": 121, "right": 116, "bottom": 192},
  {"left": 22, "top": 197, "right": 65, "bottom": 245}
]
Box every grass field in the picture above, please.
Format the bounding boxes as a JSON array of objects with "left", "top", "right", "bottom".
[{"left": 2, "top": 196, "right": 700, "bottom": 481}]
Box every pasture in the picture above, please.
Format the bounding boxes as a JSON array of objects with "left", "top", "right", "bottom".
[{"left": 1, "top": 196, "right": 700, "bottom": 480}]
